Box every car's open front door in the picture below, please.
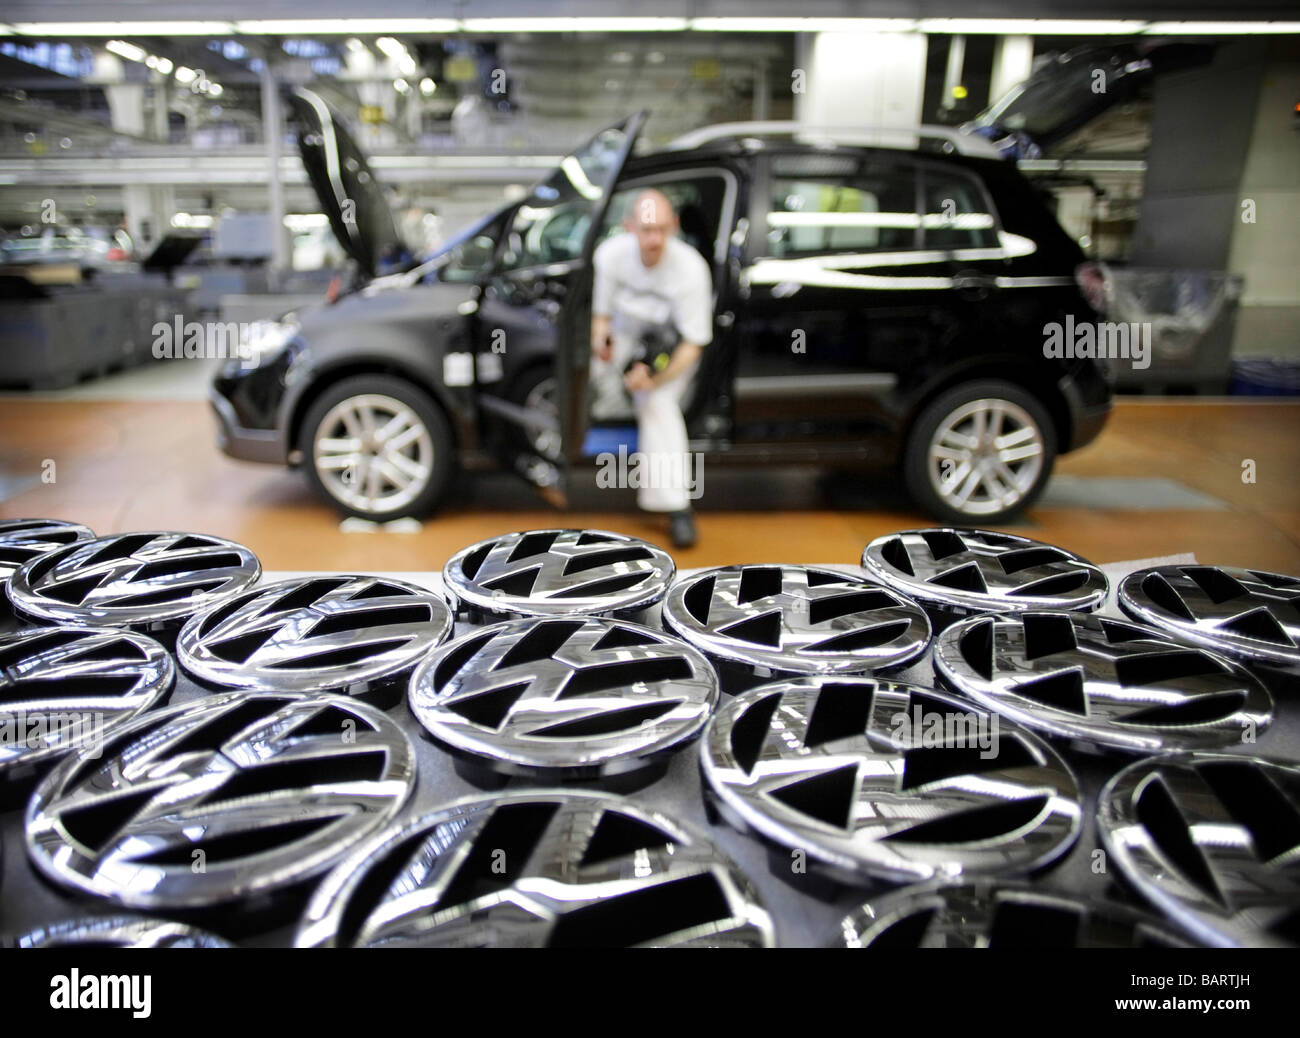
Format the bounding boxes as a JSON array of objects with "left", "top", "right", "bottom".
[{"left": 550, "top": 112, "right": 649, "bottom": 485}]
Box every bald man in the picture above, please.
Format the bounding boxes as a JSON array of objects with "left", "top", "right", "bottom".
[{"left": 590, "top": 189, "right": 712, "bottom": 548}]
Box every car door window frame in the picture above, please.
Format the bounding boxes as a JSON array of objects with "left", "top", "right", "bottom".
[
  {"left": 599, "top": 166, "right": 740, "bottom": 269},
  {"left": 915, "top": 159, "right": 1006, "bottom": 257}
]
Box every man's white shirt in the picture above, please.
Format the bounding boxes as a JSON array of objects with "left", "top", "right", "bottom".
[{"left": 592, "top": 233, "right": 713, "bottom": 347}]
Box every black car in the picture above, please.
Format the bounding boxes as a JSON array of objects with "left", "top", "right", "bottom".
[{"left": 211, "top": 92, "right": 1112, "bottom": 525}]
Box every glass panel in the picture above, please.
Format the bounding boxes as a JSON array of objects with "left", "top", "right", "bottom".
[
  {"left": 766, "top": 156, "right": 918, "bottom": 258},
  {"left": 500, "top": 123, "right": 631, "bottom": 270},
  {"left": 922, "top": 173, "right": 998, "bottom": 250}
]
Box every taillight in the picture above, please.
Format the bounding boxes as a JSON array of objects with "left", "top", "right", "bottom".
[{"left": 1075, "top": 261, "right": 1110, "bottom": 314}]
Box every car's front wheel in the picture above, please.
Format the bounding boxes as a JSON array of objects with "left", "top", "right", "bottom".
[
  {"left": 301, "top": 374, "right": 453, "bottom": 520},
  {"left": 903, "top": 379, "right": 1057, "bottom": 524}
]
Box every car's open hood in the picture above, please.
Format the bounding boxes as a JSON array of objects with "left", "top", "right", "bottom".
[{"left": 289, "top": 88, "right": 406, "bottom": 278}]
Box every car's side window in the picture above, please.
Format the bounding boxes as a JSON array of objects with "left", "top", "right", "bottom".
[
  {"left": 597, "top": 174, "right": 729, "bottom": 263},
  {"left": 921, "top": 170, "right": 999, "bottom": 250},
  {"left": 764, "top": 154, "right": 919, "bottom": 258}
]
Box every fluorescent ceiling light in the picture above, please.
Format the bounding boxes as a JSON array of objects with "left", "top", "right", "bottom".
[
  {"left": 156, "top": 57, "right": 173, "bottom": 74},
  {"left": 1143, "top": 21, "right": 1300, "bottom": 34},
  {"left": 375, "top": 37, "right": 406, "bottom": 60},
  {"left": 419, "top": 77, "right": 436, "bottom": 95},
  {"left": 235, "top": 19, "right": 457, "bottom": 34},
  {"left": 14, "top": 22, "right": 233, "bottom": 36},
  {"left": 174, "top": 66, "right": 196, "bottom": 84},
  {"left": 461, "top": 18, "right": 688, "bottom": 32},
  {"left": 691, "top": 18, "right": 917, "bottom": 32},
  {"left": 916, "top": 19, "right": 1147, "bottom": 34},
  {"left": 208, "top": 83, "right": 223, "bottom": 97},
  {"left": 105, "top": 39, "right": 147, "bottom": 62}
]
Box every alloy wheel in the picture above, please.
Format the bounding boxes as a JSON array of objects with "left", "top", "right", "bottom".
[{"left": 313, "top": 393, "right": 434, "bottom": 515}]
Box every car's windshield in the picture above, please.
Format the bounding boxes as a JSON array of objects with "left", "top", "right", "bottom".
[{"left": 498, "top": 121, "right": 633, "bottom": 271}]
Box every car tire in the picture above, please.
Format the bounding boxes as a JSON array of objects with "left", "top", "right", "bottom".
[
  {"left": 903, "top": 379, "right": 1057, "bottom": 525},
  {"left": 300, "top": 374, "right": 454, "bottom": 521},
  {"left": 508, "top": 365, "right": 561, "bottom": 462}
]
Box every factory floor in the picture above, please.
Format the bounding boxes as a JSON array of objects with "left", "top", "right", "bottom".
[{"left": 2, "top": 377, "right": 1298, "bottom": 575}]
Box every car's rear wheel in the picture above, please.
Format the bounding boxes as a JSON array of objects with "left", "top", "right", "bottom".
[
  {"left": 301, "top": 374, "right": 453, "bottom": 520},
  {"left": 903, "top": 379, "right": 1056, "bottom": 524}
]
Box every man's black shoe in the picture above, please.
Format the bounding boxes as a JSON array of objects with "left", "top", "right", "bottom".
[{"left": 669, "top": 511, "right": 697, "bottom": 549}]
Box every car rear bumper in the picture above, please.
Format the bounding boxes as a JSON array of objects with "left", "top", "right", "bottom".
[
  {"left": 210, "top": 388, "right": 284, "bottom": 465},
  {"left": 1059, "top": 369, "right": 1113, "bottom": 452}
]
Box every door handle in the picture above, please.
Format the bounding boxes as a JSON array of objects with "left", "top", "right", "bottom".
[{"left": 953, "top": 271, "right": 997, "bottom": 300}]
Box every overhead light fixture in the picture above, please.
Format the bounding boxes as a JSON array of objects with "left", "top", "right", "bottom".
[
  {"left": 393, "top": 78, "right": 410, "bottom": 94},
  {"left": 1143, "top": 21, "right": 1300, "bottom": 34},
  {"left": 14, "top": 22, "right": 234, "bottom": 36},
  {"left": 419, "top": 77, "right": 436, "bottom": 95},
  {"left": 460, "top": 18, "right": 688, "bottom": 32},
  {"left": 208, "top": 83, "right": 223, "bottom": 97},
  {"left": 105, "top": 40, "right": 147, "bottom": 62},
  {"left": 375, "top": 37, "right": 406, "bottom": 60},
  {"left": 916, "top": 19, "right": 1147, "bottom": 34},
  {"left": 234, "top": 19, "right": 457, "bottom": 34},
  {"left": 156, "top": 57, "right": 173, "bottom": 74},
  {"left": 174, "top": 66, "right": 196, "bottom": 84},
  {"left": 690, "top": 18, "right": 917, "bottom": 32},
  {"left": 345, "top": 38, "right": 367, "bottom": 53}
]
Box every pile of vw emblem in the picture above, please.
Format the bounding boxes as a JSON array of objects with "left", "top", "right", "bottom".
[{"left": 1, "top": 517, "right": 1297, "bottom": 948}]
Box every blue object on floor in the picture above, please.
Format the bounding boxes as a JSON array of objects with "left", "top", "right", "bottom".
[
  {"left": 1230, "top": 357, "right": 1300, "bottom": 396},
  {"left": 582, "top": 426, "right": 638, "bottom": 456}
]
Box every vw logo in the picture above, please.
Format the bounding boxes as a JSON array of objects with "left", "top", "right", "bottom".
[
  {"left": 0, "top": 625, "right": 174, "bottom": 781},
  {"left": 661, "top": 565, "right": 931, "bottom": 692},
  {"left": 861, "top": 528, "right": 1108, "bottom": 620},
  {"left": 837, "top": 879, "right": 1191, "bottom": 948},
  {"left": 701, "top": 677, "right": 1081, "bottom": 884},
  {"left": 933, "top": 611, "right": 1274, "bottom": 754},
  {"left": 442, "top": 529, "right": 674, "bottom": 620},
  {"left": 296, "top": 790, "right": 774, "bottom": 947},
  {"left": 12, "top": 916, "right": 235, "bottom": 948},
  {"left": 26, "top": 691, "right": 414, "bottom": 910},
  {"left": 408, "top": 616, "right": 718, "bottom": 780},
  {"left": 1097, "top": 752, "right": 1300, "bottom": 948},
  {"left": 1118, "top": 565, "right": 1300, "bottom": 674},
  {"left": 8, "top": 531, "right": 261, "bottom": 638},
  {"left": 0, "top": 518, "right": 95, "bottom": 584},
  {"left": 178, "top": 575, "right": 452, "bottom": 706}
]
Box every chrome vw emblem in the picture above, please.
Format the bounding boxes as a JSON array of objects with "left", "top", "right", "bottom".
[
  {"left": 701, "top": 677, "right": 1081, "bottom": 883},
  {"left": 0, "top": 519, "right": 95, "bottom": 583},
  {"left": 934, "top": 612, "right": 1274, "bottom": 754},
  {"left": 1098, "top": 752, "right": 1300, "bottom": 948},
  {"left": 661, "top": 565, "right": 930, "bottom": 689},
  {"left": 297, "top": 791, "right": 774, "bottom": 947},
  {"left": 0, "top": 625, "right": 174, "bottom": 780},
  {"left": 178, "top": 575, "right": 452, "bottom": 703},
  {"left": 409, "top": 616, "right": 717, "bottom": 778},
  {"left": 837, "top": 879, "right": 1191, "bottom": 948},
  {"left": 26, "top": 691, "right": 414, "bottom": 909},
  {"left": 13, "top": 916, "right": 235, "bottom": 948},
  {"left": 8, "top": 531, "right": 261, "bottom": 635},
  {"left": 442, "top": 529, "right": 674, "bottom": 620},
  {"left": 862, "top": 528, "right": 1108, "bottom": 616},
  {"left": 1118, "top": 565, "right": 1300, "bottom": 674}
]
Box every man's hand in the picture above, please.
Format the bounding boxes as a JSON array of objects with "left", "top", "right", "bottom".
[
  {"left": 623, "top": 362, "right": 654, "bottom": 393},
  {"left": 591, "top": 314, "right": 613, "bottom": 362}
]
